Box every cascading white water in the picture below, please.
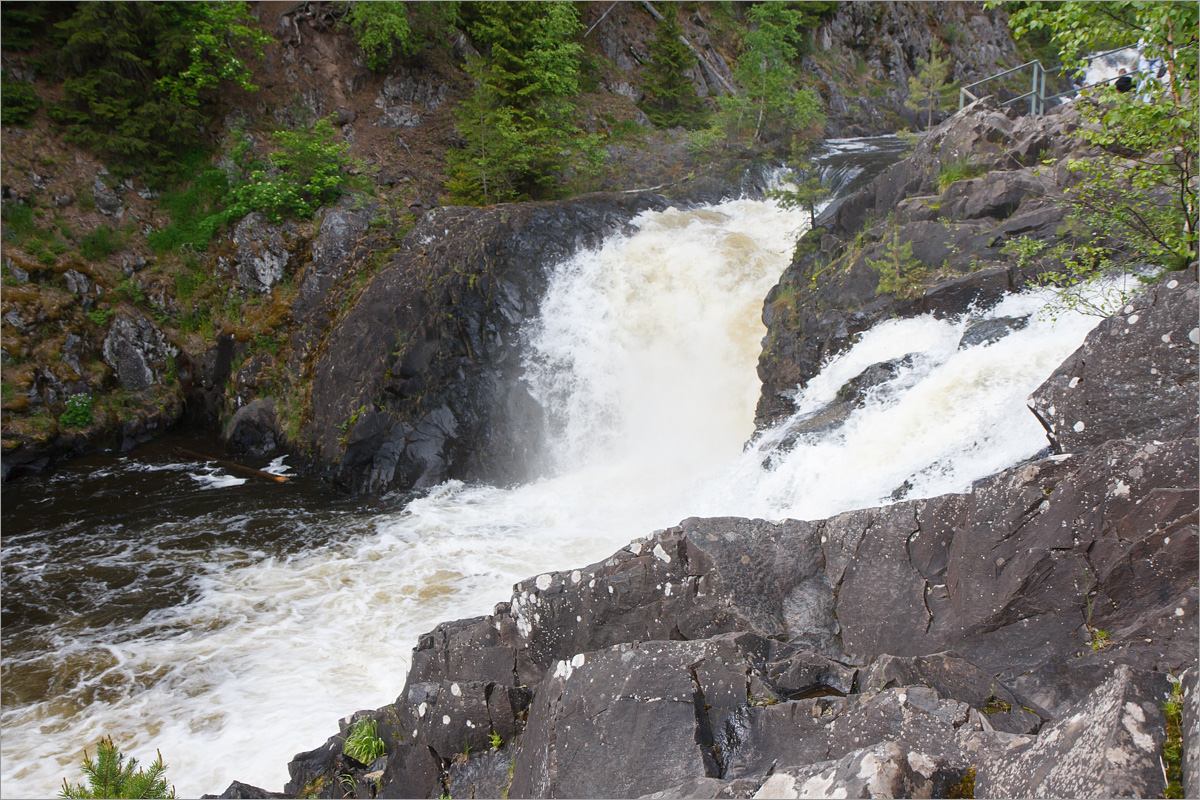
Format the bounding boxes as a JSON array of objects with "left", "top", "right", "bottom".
[{"left": 0, "top": 196, "right": 1107, "bottom": 799}]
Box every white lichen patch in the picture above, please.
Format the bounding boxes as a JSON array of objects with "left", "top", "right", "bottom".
[
  {"left": 451, "top": 683, "right": 461, "bottom": 697},
  {"left": 653, "top": 543, "right": 672, "bottom": 564},
  {"left": 1190, "top": 327, "right": 1200, "bottom": 344},
  {"left": 1127, "top": 314, "right": 1139, "bottom": 324},
  {"left": 571, "top": 653, "right": 586, "bottom": 668},
  {"left": 1073, "top": 420, "right": 1086, "bottom": 433},
  {"left": 570, "top": 570, "right": 582, "bottom": 584},
  {"left": 1111, "top": 480, "right": 1131, "bottom": 498},
  {"left": 629, "top": 542, "right": 643, "bottom": 555},
  {"left": 418, "top": 702, "right": 428, "bottom": 718},
  {"left": 442, "top": 715, "right": 450, "bottom": 726},
  {"left": 536, "top": 574, "right": 554, "bottom": 591}
]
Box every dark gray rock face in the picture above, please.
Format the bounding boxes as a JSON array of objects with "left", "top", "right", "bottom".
[
  {"left": 223, "top": 213, "right": 295, "bottom": 294},
  {"left": 305, "top": 192, "right": 668, "bottom": 494},
  {"left": 220, "top": 398, "right": 279, "bottom": 456},
  {"left": 977, "top": 666, "right": 1170, "bottom": 799},
  {"left": 101, "top": 312, "right": 176, "bottom": 392},
  {"left": 757, "top": 99, "right": 1084, "bottom": 426},
  {"left": 958, "top": 315, "right": 1028, "bottom": 349},
  {"left": 1028, "top": 268, "right": 1199, "bottom": 453},
  {"left": 292, "top": 193, "right": 379, "bottom": 320}
]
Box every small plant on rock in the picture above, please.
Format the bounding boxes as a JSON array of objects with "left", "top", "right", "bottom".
[
  {"left": 343, "top": 717, "right": 386, "bottom": 765},
  {"left": 868, "top": 231, "right": 927, "bottom": 299},
  {"left": 59, "top": 736, "right": 175, "bottom": 799},
  {"left": 59, "top": 393, "right": 95, "bottom": 429},
  {"left": 489, "top": 730, "right": 503, "bottom": 750}
]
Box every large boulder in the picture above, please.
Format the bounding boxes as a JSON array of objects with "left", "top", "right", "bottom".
[
  {"left": 305, "top": 192, "right": 668, "bottom": 494},
  {"left": 977, "top": 666, "right": 1170, "bottom": 798},
  {"left": 1028, "top": 266, "right": 1199, "bottom": 453}
]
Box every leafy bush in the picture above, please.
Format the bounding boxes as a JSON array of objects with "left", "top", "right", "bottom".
[
  {"left": 640, "top": 12, "right": 707, "bottom": 130},
  {"left": 344, "top": 1, "right": 460, "bottom": 70},
  {"left": 227, "top": 118, "right": 353, "bottom": 222},
  {"left": 79, "top": 226, "right": 121, "bottom": 260},
  {"left": 59, "top": 736, "right": 175, "bottom": 799},
  {"left": 146, "top": 148, "right": 232, "bottom": 254},
  {"left": 343, "top": 718, "right": 386, "bottom": 765},
  {"left": 1, "top": 71, "right": 42, "bottom": 125},
  {"left": 58, "top": 393, "right": 94, "bottom": 429},
  {"left": 86, "top": 309, "right": 114, "bottom": 327}
]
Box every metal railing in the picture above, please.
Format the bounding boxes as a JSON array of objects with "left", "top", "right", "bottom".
[{"left": 958, "top": 46, "right": 1143, "bottom": 116}]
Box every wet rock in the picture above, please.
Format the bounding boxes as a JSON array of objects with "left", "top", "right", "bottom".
[
  {"left": 307, "top": 192, "right": 668, "bottom": 494},
  {"left": 510, "top": 637, "right": 759, "bottom": 799},
  {"left": 639, "top": 776, "right": 761, "bottom": 799},
  {"left": 101, "top": 312, "right": 174, "bottom": 392},
  {"left": 977, "top": 665, "right": 1170, "bottom": 798},
  {"left": 226, "top": 213, "right": 292, "bottom": 294},
  {"left": 860, "top": 652, "right": 1043, "bottom": 734},
  {"left": 836, "top": 355, "right": 915, "bottom": 404},
  {"left": 202, "top": 781, "right": 287, "bottom": 799},
  {"left": 448, "top": 749, "right": 515, "bottom": 800},
  {"left": 1028, "top": 268, "right": 1199, "bottom": 453},
  {"left": 958, "top": 315, "right": 1028, "bottom": 349},
  {"left": 221, "top": 398, "right": 278, "bottom": 456}
]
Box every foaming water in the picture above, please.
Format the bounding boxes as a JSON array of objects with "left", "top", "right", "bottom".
[{"left": 1, "top": 196, "right": 1108, "bottom": 798}]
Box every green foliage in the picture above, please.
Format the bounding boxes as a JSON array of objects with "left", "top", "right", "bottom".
[
  {"left": 344, "top": 1, "right": 460, "bottom": 70},
  {"left": 1, "top": 71, "right": 42, "bottom": 125},
  {"left": 717, "top": 3, "right": 826, "bottom": 144},
  {"left": 905, "top": 47, "right": 954, "bottom": 129},
  {"left": 59, "top": 737, "right": 174, "bottom": 799},
  {"left": 58, "top": 394, "right": 95, "bottom": 429},
  {"left": 489, "top": 730, "right": 504, "bottom": 750},
  {"left": 49, "top": 2, "right": 268, "bottom": 183},
  {"left": 768, "top": 146, "right": 830, "bottom": 228},
  {"left": 1000, "top": 1, "right": 1198, "bottom": 270},
  {"left": 936, "top": 156, "right": 986, "bottom": 192},
  {"left": 639, "top": 12, "right": 707, "bottom": 130},
  {"left": 345, "top": 2, "right": 414, "bottom": 71},
  {"left": 343, "top": 718, "right": 386, "bottom": 765},
  {"left": 447, "top": 2, "right": 601, "bottom": 203},
  {"left": 87, "top": 308, "right": 115, "bottom": 327},
  {"left": 146, "top": 148, "right": 232, "bottom": 254},
  {"left": 868, "top": 230, "right": 927, "bottom": 299},
  {"left": 79, "top": 226, "right": 122, "bottom": 261},
  {"left": 227, "top": 118, "right": 354, "bottom": 222},
  {"left": 1163, "top": 676, "right": 1185, "bottom": 798}
]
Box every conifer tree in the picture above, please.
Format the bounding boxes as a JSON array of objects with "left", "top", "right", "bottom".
[
  {"left": 905, "top": 48, "right": 953, "bottom": 129},
  {"left": 640, "top": 12, "right": 706, "bottom": 129},
  {"left": 447, "top": 2, "right": 599, "bottom": 204}
]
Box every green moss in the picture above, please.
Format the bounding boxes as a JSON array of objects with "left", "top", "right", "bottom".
[
  {"left": 937, "top": 156, "right": 987, "bottom": 192},
  {"left": 1162, "top": 677, "right": 1184, "bottom": 798},
  {"left": 947, "top": 767, "right": 975, "bottom": 799}
]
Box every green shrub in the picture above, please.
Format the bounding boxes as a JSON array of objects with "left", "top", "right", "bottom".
[
  {"left": 227, "top": 118, "right": 353, "bottom": 222},
  {"left": 86, "top": 308, "right": 114, "bottom": 327},
  {"left": 59, "top": 736, "right": 175, "bottom": 799},
  {"left": 1, "top": 71, "right": 42, "bottom": 125},
  {"left": 146, "top": 148, "right": 232, "bottom": 254},
  {"left": 343, "top": 718, "right": 386, "bottom": 765},
  {"left": 936, "top": 157, "right": 986, "bottom": 192},
  {"left": 58, "top": 393, "right": 95, "bottom": 429},
  {"left": 79, "top": 226, "right": 121, "bottom": 260}
]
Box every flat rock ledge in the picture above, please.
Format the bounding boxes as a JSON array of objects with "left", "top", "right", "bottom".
[{"left": 216, "top": 276, "right": 1196, "bottom": 798}]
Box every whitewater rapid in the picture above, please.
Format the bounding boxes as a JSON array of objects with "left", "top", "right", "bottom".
[{"left": 1, "top": 197, "right": 1105, "bottom": 798}]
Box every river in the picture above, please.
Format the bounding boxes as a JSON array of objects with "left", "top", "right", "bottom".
[{"left": 1, "top": 141, "right": 1105, "bottom": 797}]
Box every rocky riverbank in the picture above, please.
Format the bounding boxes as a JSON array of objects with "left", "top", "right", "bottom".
[{"left": 216, "top": 264, "right": 1196, "bottom": 799}]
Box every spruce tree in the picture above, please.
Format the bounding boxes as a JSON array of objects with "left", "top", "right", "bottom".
[
  {"left": 640, "top": 12, "right": 706, "bottom": 129},
  {"left": 447, "top": 2, "right": 599, "bottom": 203},
  {"left": 905, "top": 48, "right": 952, "bottom": 129}
]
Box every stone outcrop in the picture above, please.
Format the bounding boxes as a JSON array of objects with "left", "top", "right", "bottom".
[
  {"left": 756, "top": 98, "right": 1093, "bottom": 427},
  {"left": 302, "top": 191, "right": 667, "bottom": 494}
]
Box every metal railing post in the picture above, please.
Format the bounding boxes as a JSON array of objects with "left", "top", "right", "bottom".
[{"left": 1030, "top": 62, "right": 1039, "bottom": 115}]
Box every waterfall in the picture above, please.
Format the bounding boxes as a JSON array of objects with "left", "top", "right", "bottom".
[{"left": 0, "top": 193, "right": 1105, "bottom": 798}]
